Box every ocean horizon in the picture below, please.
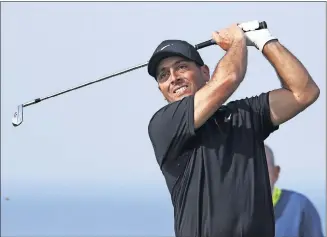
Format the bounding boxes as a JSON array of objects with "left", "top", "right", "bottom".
[{"left": 1, "top": 191, "right": 325, "bottom": 236}]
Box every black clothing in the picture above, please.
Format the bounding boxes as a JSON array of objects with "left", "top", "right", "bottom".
[{"left": 148, "top": 92, "right": 279, "bottom": 237}]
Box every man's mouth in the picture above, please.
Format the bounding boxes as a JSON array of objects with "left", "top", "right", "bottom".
[{"left": 173, "top": 85, "right": 188, "bottom": 95}]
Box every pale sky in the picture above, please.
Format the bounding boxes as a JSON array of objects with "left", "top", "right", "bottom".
[{"left": 1, "top": 2, "right": 326, "bottom": 236}]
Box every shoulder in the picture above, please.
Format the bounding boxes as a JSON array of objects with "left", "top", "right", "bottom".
[
  {"left": 148, "top": 103, "right": 169, "bottom": 126},
  {"left": 148, "top": 99, "right": 175, "bottom": 128},
  {"left": 147, "top": 103, "right": 170, "bottom": 137},
  {"left": 147, "top": 101, "right": 175, "bottom": 133},
  {"left": 282, "top": 189, "right": 310, "bottom": 200},
  {"left": 148, "top": 96, "right": 194, "bottom": 130},
  {"left": 281, "top": 189, "right": 317, "bottom": 209}
]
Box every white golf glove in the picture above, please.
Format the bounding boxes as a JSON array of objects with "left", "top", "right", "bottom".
[{"left": 238, "top": 20, "right": 278, "bottom": 52}]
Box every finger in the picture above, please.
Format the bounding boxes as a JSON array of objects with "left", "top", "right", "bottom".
[{"left": 212, "top": 31, "right": 221, "bottom": 43}]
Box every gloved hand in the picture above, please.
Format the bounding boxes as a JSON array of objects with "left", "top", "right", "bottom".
[{"left": 238, "top": 20, "right": 278, "bottom": 52}]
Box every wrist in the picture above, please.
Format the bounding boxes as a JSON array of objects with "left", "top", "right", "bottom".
[
  {"left": 245, "top": 29, "right": 278, "bottom": 52},
  {"left": 262, "top": 40, "right": 281, "bottom": 54},
  {"left": 257, "top": 35, "right": 278, "bottom": 52},
  {"left": 231, "top": 37, "right": 247, "bottom": 49}
]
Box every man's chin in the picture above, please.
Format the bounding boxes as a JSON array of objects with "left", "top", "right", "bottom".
[{"left": 170, "top": 92, "right": 193, "bottom": 102}]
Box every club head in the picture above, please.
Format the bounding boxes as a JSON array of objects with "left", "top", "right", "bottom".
[{"left": 12, "top": 104, "right": 23, "bottom": 127}]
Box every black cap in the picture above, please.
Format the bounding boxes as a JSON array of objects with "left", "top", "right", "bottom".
[{"left": 147, "top": 39, "right": 204, "bottom": 79}]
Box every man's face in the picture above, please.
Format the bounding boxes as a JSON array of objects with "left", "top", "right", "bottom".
[
  {"left": 155, "top": 56, "right": 210, "bottom": 103},
  {"left": 265, "top": 147, "right": 280, "bottom": 189}
]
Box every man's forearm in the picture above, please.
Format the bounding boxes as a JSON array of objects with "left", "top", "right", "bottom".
[
  {"left": 263, "top": 41, "right": 320, "bottom": 103},
  {"left": 193, "top": 39, "right": 247, "bottom": 129},
  {"left": 210, "top": 39, "right": 248, "bottom": 85}
]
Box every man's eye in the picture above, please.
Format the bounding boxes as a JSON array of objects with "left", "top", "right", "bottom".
[
  {"left": 160, "top": 72, "right": 166, "bottom": 78},
  {"left": 178, "top": 64, "right": 187, "bottom": 70},
  {"left": 159, "top": 72, "right": 168, "bottom": 80}
]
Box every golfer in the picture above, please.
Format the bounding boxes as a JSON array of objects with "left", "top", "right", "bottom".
[{"left": 147, "top": 22, "right": 320, "bottom": 237}]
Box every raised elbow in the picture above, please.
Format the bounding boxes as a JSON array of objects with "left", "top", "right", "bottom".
[
  {"left": 298, "top": 83, "right": 320, "bottom": 106},
  {"left": 312, "top": 85, "right": 320, "bottom": 101},
  {"left": 307, "top": 83, "right": 320, "bottom": 104}
]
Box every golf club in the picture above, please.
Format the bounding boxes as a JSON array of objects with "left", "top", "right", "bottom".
[{"left": 12, "top": 21, "right": 267, "bottom": 127}]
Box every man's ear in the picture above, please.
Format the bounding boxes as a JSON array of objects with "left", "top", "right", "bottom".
[
  {"left": 201, "top": 65, "right": 210, "bottom": 82},
  {"left": 275, "top": 165, "right": 281, "bottom": 180}
]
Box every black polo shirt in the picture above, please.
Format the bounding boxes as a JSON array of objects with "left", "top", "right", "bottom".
[{"left": 148, "top": 92, "right": 279, "bottom": 237}]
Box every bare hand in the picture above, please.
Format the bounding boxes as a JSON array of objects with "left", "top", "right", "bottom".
[{"left": 212, "top": 24, "right": 246, "bottom": 51}]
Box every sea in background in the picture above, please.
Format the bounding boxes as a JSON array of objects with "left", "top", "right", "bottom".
[{"left": 1, "top": 185, "right": 326, "bottom": 236}]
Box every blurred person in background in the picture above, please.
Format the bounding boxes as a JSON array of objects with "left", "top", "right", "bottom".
[{"left": 265, "top": 144, "right": 324, "bottom": 237}]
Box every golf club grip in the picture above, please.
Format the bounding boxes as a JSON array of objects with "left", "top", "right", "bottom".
[{"left": 195, "top": 21, "right": 267, "bottom": 50}]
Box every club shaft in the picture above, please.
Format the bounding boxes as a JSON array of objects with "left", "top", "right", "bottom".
[{"left": 23, "top": 62, "right": 149, "bottom": 107}]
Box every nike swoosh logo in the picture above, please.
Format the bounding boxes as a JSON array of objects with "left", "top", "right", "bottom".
[
  {"left": 224, "top": 114, "right": 232, "bottom": 122},
  {"left": 160, "top": 44, "right": 173, "bottom": 51}
]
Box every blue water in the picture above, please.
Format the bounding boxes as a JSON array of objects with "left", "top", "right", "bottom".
[
  {"left": 1, "top": 195, "right": 325, "bottom": 236},
  {"left": 1, "top": 195, "right": 175, "bottom": 236}
]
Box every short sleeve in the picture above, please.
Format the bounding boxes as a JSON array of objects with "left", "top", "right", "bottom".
[
  {"left": 239, "top": 92, "right": 279, "bottom": 141},
  {"left": 300, "top": 198, "right": 324, "bottom": 237},
  {"left": 148, "top": 95, "right": 196, "bottom": 168}
]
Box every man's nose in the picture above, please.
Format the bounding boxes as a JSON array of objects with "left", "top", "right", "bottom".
[{"left": 170, "top": 70, "right": 182, "bottom": 85}]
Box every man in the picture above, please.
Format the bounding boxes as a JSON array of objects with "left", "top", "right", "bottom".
[
  {"left": 147, "top": 22, "right": 320, "bottom": 237},
  {"left": 265, "top": 144, "right": 324, "bottom": 237}
]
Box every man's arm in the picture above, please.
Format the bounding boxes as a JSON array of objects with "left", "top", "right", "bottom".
[
  {"left": 193, "top": 24, "right": 248, "bottom": 129},
  {"left": 262, "top": 41, "right": 320, "bottom": 126},
  {"left": 300, "top": 198, "right": 324, "bottom": 237}
]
